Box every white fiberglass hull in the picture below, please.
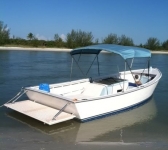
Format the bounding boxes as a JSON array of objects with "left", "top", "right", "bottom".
[
  {"left": 25, "top": 68, "right": 161, "bottom": 121},
  {"left": 74, "top": 80, "right": 158, "bottom": 121}
]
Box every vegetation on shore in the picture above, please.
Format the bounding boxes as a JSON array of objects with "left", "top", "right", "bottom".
[{"left": 0, "top": 21, "right": 168, "bottom": 50}]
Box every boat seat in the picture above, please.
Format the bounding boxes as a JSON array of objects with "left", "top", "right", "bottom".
[
  {"left": 67, "top": 83, "right": 106, "bottom": 100},
  {"left": 140, "top": 76, "right": 149, "bottom": 84},
  {"left": 128, "top": 76, "right": 150, "bottom": 88},
  {"left": 82, "top": 83, "right": 106, "bottom": 97},
  {"left": 66, "top": 80, "right": 129, "bottom": 100}
]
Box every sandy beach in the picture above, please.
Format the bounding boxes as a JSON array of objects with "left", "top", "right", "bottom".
[
  {"left": 151, "top": 51, "right": 168, "bottom": 54},
  {"left": 0, "top": 46, "right": 168, "bottom": 54},
  {"left": 0, "top": 46, "right": 72, "bottom": 52}
]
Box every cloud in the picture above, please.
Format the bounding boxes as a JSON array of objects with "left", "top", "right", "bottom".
[
  {"left": 5, "top": 27, "right": 9, "bottom": 31},
  {"left": 35, "top": 34, "right": 47, "bottom": 40},
  {"left": 60, "top": 34, "right": 66, "bottom": 41},
  {"left": 29, "top": 33, "right": 66, "bottom": 41}
]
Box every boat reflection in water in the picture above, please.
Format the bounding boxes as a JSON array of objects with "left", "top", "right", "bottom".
[{"left": 7, "top": 97, "right": 157, "bottom": 143}]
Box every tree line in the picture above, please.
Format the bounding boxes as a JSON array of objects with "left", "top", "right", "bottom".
[{"left": 0, "top": 21, "right": 168, "bottom": 50}]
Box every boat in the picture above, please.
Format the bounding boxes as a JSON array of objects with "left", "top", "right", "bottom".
[{"left": 4, "top": 44, "right": 162, "bottom": 125}]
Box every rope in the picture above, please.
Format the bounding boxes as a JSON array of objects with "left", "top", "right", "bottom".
[{"left": 0, "top": 87, "right": 26, "bottom": 108}]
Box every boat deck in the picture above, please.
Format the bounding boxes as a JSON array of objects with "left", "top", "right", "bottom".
[{"left": 5, "top": 100, "right": 75, "bottom": 125}]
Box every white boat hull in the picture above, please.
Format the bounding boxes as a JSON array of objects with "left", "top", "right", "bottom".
[
  {"left": 25, "top": 68, "right": 161, "bottom": 121},
  {"left": 74, "top": 80, "right": 158, "bottom": 121}
]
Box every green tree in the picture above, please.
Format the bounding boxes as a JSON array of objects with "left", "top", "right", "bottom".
[
  {"left": 66, "top": 29, "right": 76, "bottom": 48},
  {"left": 162, "top": 39, "right": 168, "bottom": 50},
  {"left": 54, "top": 34, "right": 59, "bottom": 41},
  {"left": 66, "top": 29, "right": 93, "bottom": 48},
  {"left": 94, "top": 38, "right": 99, "bottom": 44},
  {"left": 103, "top": 33, "right": 118, "bottom": 44},
  {"left": 0, "top": 21, "right": 10, "bottom": 45},
  {"left": 118, "top": 35, "right": 134, "bottom": 46},
  {"left": 139, "top": 43, "right": 143, "bottom": 47},
  {"left": 54, "top": 33, "right": 64, "bottom": 47},
  {"left": 145, "top": 37, "right": 160, "bottom": 50},
  {"left": 27, "top": 32, "right": 34, "bottom": 40},
  {"left": 10, "top": 37, "right": 26, "bottom": 46}
]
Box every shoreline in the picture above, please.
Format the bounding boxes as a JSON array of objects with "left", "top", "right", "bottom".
[
  {"left": 0, "top": 46, "right": 168, "bottom": 54},
  {"left": 0, "top": 46, "right": 72, "bottom": 52}
]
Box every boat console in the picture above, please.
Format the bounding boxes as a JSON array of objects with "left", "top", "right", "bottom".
[{"left": 86, "top": 77, "right": 128, "bottom": 96}]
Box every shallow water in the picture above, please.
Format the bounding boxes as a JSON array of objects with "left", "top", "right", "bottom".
[{"left": 0, "top": 50, "right": 168, "bottom": 150}]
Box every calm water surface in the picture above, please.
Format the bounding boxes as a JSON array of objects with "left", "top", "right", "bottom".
[{"left": 0, "top": 50, "right": 168, "bottom": 150}]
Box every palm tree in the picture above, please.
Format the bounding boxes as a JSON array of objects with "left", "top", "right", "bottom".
[{"left": 27, "top": 32, "right": 34, "bottom": 40}]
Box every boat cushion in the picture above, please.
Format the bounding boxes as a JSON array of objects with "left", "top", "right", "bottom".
[
  {"left": 140, "top": 76, "right": 149, "bottom": 84},
  {"left": 82, "top": 83, "right": 106, "bottom": 97}
]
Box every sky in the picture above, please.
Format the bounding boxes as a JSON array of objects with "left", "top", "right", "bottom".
[{"left": 1, "top": 0, "right": 168, "bottom": 45}]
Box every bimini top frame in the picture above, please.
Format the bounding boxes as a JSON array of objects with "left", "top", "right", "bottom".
[
  {"left": 70, "top": 44, "right": 151, "bottom": 60},
  {"left": 70, "top": 44, "right": 152, "bottom": 87}
]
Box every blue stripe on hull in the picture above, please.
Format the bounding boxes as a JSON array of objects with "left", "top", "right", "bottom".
[{"left": 77, "top": 95, "right": 153, "bottom": 123}]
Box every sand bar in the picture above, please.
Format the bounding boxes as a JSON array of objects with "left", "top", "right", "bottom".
[
  {"left": 151, "top": 51, "right": 168, "bottom": 54},
  {"left": 0, "top": 46, "right": 168, "bottom": 54},
  {"left": 0, "top": 46, "right": 72, "bottom": 52}
]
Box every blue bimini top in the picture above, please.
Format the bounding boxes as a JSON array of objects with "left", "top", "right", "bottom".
[{"left": 70, "top": 44, "right": 151, "bottom": 60}]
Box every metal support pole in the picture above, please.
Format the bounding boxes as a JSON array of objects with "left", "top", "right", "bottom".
[
  {"left": 123, "top": 61, "right": 126, "bottom": 91},
  {"left": 97, "top": 55, "right": 100, "bottom": 76},
  {"left": 125, "top": 61, "right": 138, "bottom": 87},
  {"left": 86, "top": 54, "right": 98, "bottom": 76},
  {"left": 130, "top": 58, "right": 134, "bottom": 68},
  {"left": 71, "top": 55, "right": 86, "bottom": 77},
  {"left": 70, "top": 57, "right": 74, "bottom": 81},
  {"left": 148, "top": 58, "right": 150, "bottom": 81},
  {"left": 52, "top": 102, "right": 70, "bottom": 120}
]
